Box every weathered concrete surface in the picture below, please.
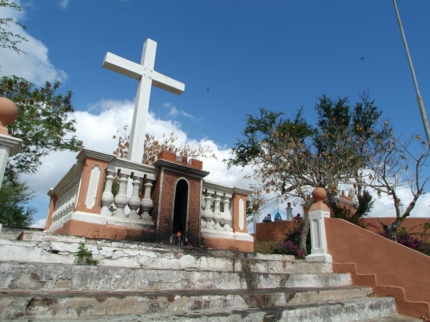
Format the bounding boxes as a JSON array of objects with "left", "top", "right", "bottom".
[
  {"left": 0, "top": 230, "right": 412, "bottom": 321},
  {"left": 0, "top": 237, "right": 332, "bottom": 274},
  {"left": 0, "top": 286, "right": 373, "bottom": 320},
  {"left": 1, "top": 297, "right": 400, "bottom": 321},
  {"left": 0, "top": 262, "right": 350, "bottom": 292}
]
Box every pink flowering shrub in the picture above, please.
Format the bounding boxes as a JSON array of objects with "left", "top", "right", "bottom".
[
  {"left": 367, "top": 222, "right": 430, "bottom": 256},
  {"left": 272, "top": 217, "right": 310, "bottom": 258}
]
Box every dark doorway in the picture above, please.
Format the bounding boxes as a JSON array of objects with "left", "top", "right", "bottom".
[{"left": 172, "top": 179, "right": 188, "bottom": 235}]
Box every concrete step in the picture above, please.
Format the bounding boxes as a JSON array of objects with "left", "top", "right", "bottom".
[
  {"left": 0, "top": 237, "right": 332, "bottom": 274},
  {"left": 0, "top": 296, "right": 399, "bottom": 322},
  {"left": 0, "top": 288, "right": 386, "bottom": 321},
  {"left": 0, "top": 262, "right": 351, "bottom": 292},
  {"left": 0, "top": 231, "right": 411, "bottom": 321},
  {"left": 363, "top": 315, "right": 423, "bottom": 321}
]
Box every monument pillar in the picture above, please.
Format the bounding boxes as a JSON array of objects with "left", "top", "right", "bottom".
[{"left": 0, "top": 97, "right": 22, "bottom": 188}]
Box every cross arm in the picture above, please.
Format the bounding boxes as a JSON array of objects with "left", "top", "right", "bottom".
[
  {"left": 102, "top": 52, "right": 144, "bottom": 80},
  {"left": 151, "top": 71, "right": 185, "bottom": 96}
]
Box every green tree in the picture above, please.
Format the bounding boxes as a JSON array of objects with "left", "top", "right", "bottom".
[
  {"left": 228, "top": 94, "right": 382, "bottom": 254},
  {"left": 0, "top": 0, "right": 27, "bottom": 54},
  {"left": 0, "top": 171, "right": 35, "bottom": 227},
  {"left": 0, "top": 76, "right": 83, "bottom": 175},
  {"left": 366, "top": 131, "right": 430, "bottom": 242}
]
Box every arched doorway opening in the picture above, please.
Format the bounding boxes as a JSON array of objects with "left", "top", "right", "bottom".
[{"left": 172, "top": 179, "right": 188, "bottom": 236}]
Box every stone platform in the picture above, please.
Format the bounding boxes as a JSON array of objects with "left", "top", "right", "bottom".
[{"left": 0, "top": 230, "right": 421, "bottom": 321}]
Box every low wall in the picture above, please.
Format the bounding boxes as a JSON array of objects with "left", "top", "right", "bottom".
[
  {"left": 361, "top": 218, "right": 430, "bottom": 241},
  {"left": 256, "top": 218, "right": 430, "bottom": 243},
  {"left": 326, "top": 218, "right": 430, "bottom": 318},
  {"left": 255, "top": 221, "right": 295, "bottom": 242}
]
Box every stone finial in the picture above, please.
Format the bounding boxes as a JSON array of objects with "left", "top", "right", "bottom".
[
  {"left": 0, "top": 97, "right": 18, "bottom": 136},
  {"left": 309, "top": 187, "right": 329, "bottom": 211}
]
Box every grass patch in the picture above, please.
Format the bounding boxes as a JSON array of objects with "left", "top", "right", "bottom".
[{"left": 254, "top": 240, "right": 280, "bottom": 254}]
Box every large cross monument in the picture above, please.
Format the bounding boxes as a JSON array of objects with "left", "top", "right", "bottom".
[{"left": 103, "top": 39, "right": 185, "bottom": 163}]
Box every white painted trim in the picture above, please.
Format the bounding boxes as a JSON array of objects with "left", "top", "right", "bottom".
[
  {"left": 85, "top": 165, "right": 101, "bottom": 209},
  {"left": 155, "top": 168, "right": 164, "bottom": 238},
  {"left": 0, "top": 134, "right": 21, "bottom": 156},
  {"left": 107, "top": 217, "right": 153, "bottom": 230},
  {"left": 238, "top": 198, "right": 245, "bottom": 230},
  {"left": 201, "top": 229, "right": 254, "bottom": 242}
]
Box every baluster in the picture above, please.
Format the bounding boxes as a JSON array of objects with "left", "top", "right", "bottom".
[
  {"left": 128, "top": 175, "right": 142, "bottom": 220},
  {"left": 101, "top": 170, "right": 115, "bottom": 217},
  {"left": 113, "top": 172, "right": 129, "bottom": 218},
  {"left": 140, "top": 179, "right": 154, "bottom": 222},
  {"left": 213, "top": 192, "right": 223, "bottom": 230},
  {"left": 203, "top": 191, "right": 214, "bottom": 229},
  {"left": 222, "top": 195, "right": 232, "bottom": 231}
]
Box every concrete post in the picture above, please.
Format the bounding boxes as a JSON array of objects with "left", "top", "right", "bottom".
[
  {"left": 286, "top": 202, "right": 293, "bottom": 221},
  {"left": 0, "top": 97, "right": 22, "bottom": 188},
  {"left": 305, "top": 188, "right": 332, "bottom": 263}
]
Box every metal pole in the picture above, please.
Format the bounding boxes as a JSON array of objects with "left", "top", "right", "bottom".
[{"left": 392, "top": 0, "right": 430, "bottom": 142}]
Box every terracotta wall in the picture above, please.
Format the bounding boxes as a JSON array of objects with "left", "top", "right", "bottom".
[
  {"left": 256, "top": 221, "right": 296, "bottom": 242},
  {"left": 326, "top": 218, "right": 430, "bottom": 318},
  {"left": 256, "top": 217, "right": 430, "bottom": 243}
]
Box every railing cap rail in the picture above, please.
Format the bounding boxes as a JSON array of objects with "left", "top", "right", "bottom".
[{"left": 203, "top": 180, "right": 252, "bottom": 196}]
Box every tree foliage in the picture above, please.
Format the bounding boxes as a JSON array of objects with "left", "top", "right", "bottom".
[
  {"left": 0, "top": 171, "right": 35, "bottom": 227},
  {"left": 113, "top": 126, "right": 216, "bottom": 163},
  {"left": 365, "top": 130, "right": 430, "bottom": 241},
  {"left": 0, "top": 0, "right": 28, "bottom": 54},
  {"left": 228, "top": 94, "right": 384, "bottom": 254},
  {"left": 0, "top": 76, "right": 83, "bottom": 174}
]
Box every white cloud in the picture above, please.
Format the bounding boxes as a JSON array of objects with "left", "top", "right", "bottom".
[
  {"left": 29, "top": 218, "right": 46, "bottom": 229},
  {"left": 163, "top": 103, "right": 195, "bottom": 120},
  {"left": 58, "top": 0, "right": 69, "bottom": 9},
  {"left": 0, "top": 3, "right": 67, "bottom": 85}
]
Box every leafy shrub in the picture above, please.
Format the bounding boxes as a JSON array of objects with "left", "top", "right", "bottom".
[
  {"left": 272, "top": 217, "right": 310, "bottom": 258},
  {"left": 367, "top": 223, "right": 430, "bottom": 256},
  {"left": 74, "top": 242, "right": 99, "bottom": 265}
]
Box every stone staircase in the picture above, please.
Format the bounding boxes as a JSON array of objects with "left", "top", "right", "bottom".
[{"left": 0, "top": 231, "right": 421, "bottom": 321}]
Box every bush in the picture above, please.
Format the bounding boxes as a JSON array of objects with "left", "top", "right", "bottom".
[
  {"left": 367, "top": 223, "right": 430, "bottom": 256},
  {"left": 272, "top": 217, "right": 310, "bottom": 258},
  {"left": 74, "top": 242, "right": 98, "bottom": 265}
]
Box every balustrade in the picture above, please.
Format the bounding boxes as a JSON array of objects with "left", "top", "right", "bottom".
[
  {"left": 99, "top": 170, "right": 155, "bottom": 222},
  {"left": 51, "top": 178, "right": 79, "bottom": 227},
  {"left": 201, "top": 183, "right": 233, "bottom": 232}
]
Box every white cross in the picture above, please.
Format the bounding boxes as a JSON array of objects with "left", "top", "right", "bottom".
[{"left": 103, "top": 39, "right": 185, "bottom": 163}]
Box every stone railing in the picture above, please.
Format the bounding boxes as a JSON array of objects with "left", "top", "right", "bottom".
[
  {"left": 48, "top": 161, "right": 82, "bottom": 229},
  {"left": 47, "top": 149, "right": 158, "bottom": 232},
  {"left": 201, "top": 181, "right": 234, "bottom": 232},
  {"left": 201, "top": 181, "right": 252, "bottom": 240},
  {"left": 100, "top": 156, "right": 157, "bottom": 223}
]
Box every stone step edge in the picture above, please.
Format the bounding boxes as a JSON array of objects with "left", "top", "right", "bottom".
[
  {"left": 10, "top": 296, "right": 397, "bottom": 322},
  {"left": 0, "top": 285, "right": 372, "bottom": 299},
  {"left": 0, "top": 260, "right": 341, "bottom": 277},
  {"left": 2, "top": 238, "right": 298, "bottom": 262}
]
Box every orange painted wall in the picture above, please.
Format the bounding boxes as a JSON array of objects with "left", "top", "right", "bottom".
[
  {"left": 256, "top": 217, "right": 430, "bottom": 243},
  {"left": 202, "top": 236, "right": 254, "bottom": 253},
  {"left": 256, "top": 221, "right": 296, "bottom": 242},
  {"left": 326, "top": 218, "right": 430, "bottom": 318}
]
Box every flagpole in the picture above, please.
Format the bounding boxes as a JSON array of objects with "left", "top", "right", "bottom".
[{"left": 392, "top": 0, "right": 430, "bottom": 142}]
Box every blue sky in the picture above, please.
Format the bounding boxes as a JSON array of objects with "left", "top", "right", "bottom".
[{"left": 1, "top": 0, "right": 430, "bottom": 227}]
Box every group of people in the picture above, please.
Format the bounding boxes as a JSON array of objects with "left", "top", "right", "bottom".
[{"left": 262, "top": 213, "right": 301, "bottom": 222}]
